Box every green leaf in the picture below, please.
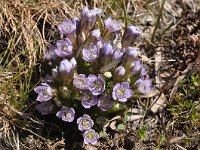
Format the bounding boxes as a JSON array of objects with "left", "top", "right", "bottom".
[
  {"left": 137, "top": 125, "right": 148, "bottom": 141},
  {"left": 107, "top": 102, "right": 125, "bottom": 113},
  {"left": 159, "top": 134, "right": 166, "bottom": 145}
]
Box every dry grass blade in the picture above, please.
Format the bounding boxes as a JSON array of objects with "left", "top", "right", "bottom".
[{"left": 0, "top": 0, "right": 82, "bottom": 148}]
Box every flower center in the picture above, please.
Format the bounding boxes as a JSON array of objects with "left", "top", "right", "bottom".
[
  {"left": 93, "top": 80, "right": 101, "bottom": 90},
  {"left": 41, "top": 88, "right": 49, "bottom": 96},
  {"left": 62, "top": 45, "right": 69, "bottom": 52},
  {"left": 100, "top": 98, "right": 108, "bottom": 106},
  {"left": 82, "top": 119, "right": 90, "bottom": 127},
  {"left": 85, "top": 96, "right": 93, "bottom": 103},
  {"left": 86, "top": 132, "right": 95, "bottom": 139},
  {"left": 66, "top": 24, "right": 72, "bottom": 32},
  {"left": 64, "top": 111, "right": 71, "bottom": 119},
  {"left": 116, "top": 87, "right": 125, "bottom": 98},
  {"left": 138, "top": 84, "right": 146, "bottom": 92},
  {"left": 77, "top": 78, "right": 85, "bottom": 88}
]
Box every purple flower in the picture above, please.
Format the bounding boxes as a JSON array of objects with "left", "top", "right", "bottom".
[
  {"left": 135, "top": 77, "right": 153, "bottom": 95},
  {"left": 97, "top": 95, "right": 113, "bottom": 111},
  {"left": 96, "top": 39, "right": 103, "bottom": 49},
  {"left": 140, "top": 66, "right": 148, "bottom": 76},
  {"left": 81, "top": 92, "right": 97, "bottom": 109},
  {"left": 56, "top": 106, "right": 75, "bottom": 122},
  {"left": 55, "top": 39, "right": 73, "bottom": 57},
  {"left": 114, "top": 66, "right": 126, "bottom": 82},
  {"left": 88, "top": 75, "right": 105, "bottom": 95},
  {"left": 72, "top": 17, "right": 80, "bottom": 28},
  {"left": 112, "top": 48, "right": 125, "bottom": 60},
  {"left": 122, "top": 26, "right": 142, "bottom": 46},
  {"left": 34, "top": 83, "right": 52, "bottom": 102},
  {"left": 59, "top": 57, "right": 77, "bottom": 75},
  {"left": 104, "top": 17, "right": 121, "bottom": 32},
  {"left": 126, "top": 26, "right": 142, "bottom": 38},
  {"left": 44, "top": 45, "right": 58, "bottom": 61},
  {"left": 83, "top": 129, "right": 99, "bottom": 145},
  {"left": 126, "top": 47, "right": 140, "bottom": 60},
  {"left": 91, "top": 29, "right": 101, "bottom": 39},
  {"left": 130, "top": 60, "right": 147, "bottom": 76},
  {"left": 82, "top": 43, "right": 99, "bottom": 62},
  {"left": 77, "top": 114, "right": 94, "bottom": 131},
  {"left": 100, "top": 41, "right": 114, "bottom": 56},
  {"left": 36, "top": 101, "right": 54, "bottom": 115},
  {"left": 69, "top": 57, "right": 77, "bottom": 67},
  {"left": 112, "top": 82, "right": 133, "bottom": 102},
  {"left": 73, "top": 74, "right": 88, "bottom": 90},
  {"left": 81, "top": 7, "right": 102, "bottom": 31},
  {"left": 58, "top": 19, "right": 76, "bottom": 35},
  {"left": 115, "top": 66, "right": 125, "bottom": 76},
  {"left": 131, "top": 60, "right": 143, "bottom": 75},
  {"left": 52, "top": 58, "right": 76, "bottom": 82}
]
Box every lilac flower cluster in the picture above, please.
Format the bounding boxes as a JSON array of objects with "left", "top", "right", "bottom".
[{"left": 34, "top": 6, "right": 153, "bottom": 145}]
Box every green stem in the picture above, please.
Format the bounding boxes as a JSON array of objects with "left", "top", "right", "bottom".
[{"left": 151, "top": 0, "right": 166, "bottom": 43}]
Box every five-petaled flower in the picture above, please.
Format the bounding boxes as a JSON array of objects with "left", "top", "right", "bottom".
[
  {"left": 81, "top": 92, "right": 98, "bottom": 109},
  {"left": 82, "top": 43, "right": 99, "bottom": 62},
  {"left": 77, "top": 114, "right": 94, "bottom": 131},
  {"left": 73, "top": 74, "right": 89, "bottom": 90},
  {"left": 88, "top": 75, "right": 105, "bottom": 95},
  {"left": 57, "top": 57, "right": 77, "bottom": 79},
  {"left": 58, "top": 19, "right": 77, "bottom": 35},
  {"left": 112, "top": 82, "right": 133, "bottom": 102},
  {"left": 97, "top": 95, "right": 113, "bottom": 111},
  {"left": 34, "top": 83, "right": 52, "bottom": 102},
  {"left": 55, "top": 39, "right": 73, "bottom": 57},
  {"left": 56, "top": 106, "right": 75, "bottom": 122},
  {"left": 135, "top": 76, "right": 153, "bottom": 95},
  {"left": 83, "top": 129, "right": 99, "bottom": 145},
  {"left": 44, "top": 45, "right": 58, "bottom": 61},
  {"left": 122, "top": 25, "right": 142, "bottom": 46}
]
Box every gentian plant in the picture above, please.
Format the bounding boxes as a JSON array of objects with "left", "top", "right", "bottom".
[{"left": 34, "top": 6, "right": 153, "bottom": 146}]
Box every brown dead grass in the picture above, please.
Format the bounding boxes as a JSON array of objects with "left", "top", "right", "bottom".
[
  {"left": 0, "top": 0, "right": 82, "bottom": 66},
  {"left": 0, "top": 0, "right": 84, "bottom": 149}
]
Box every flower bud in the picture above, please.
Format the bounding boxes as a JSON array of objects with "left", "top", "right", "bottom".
[
  {"left": 122, "top": 26, "right": 142, "bottom": 47},
  {"left": 100, "top": 41, "right": 113, "bottom": 56},
  {"left": 56, "top": 58, "right": 77, "bottom": 83},
  {"left": 80, "top": 7, "right": 102, "bottom": 32},
  {"left": 44, "top": 45, "right": 58, "bottom": 61},
  {"left": 112, "top": 48, "right": 125, "bottom": 60},
  {"left": 103, "top": 71, "right": 112, "bottom": 78},
  {"left": 91, "top": 29, "right": 101, "bottom": 39},
  {"left": 114, "top": 66, "right": 125, "bottom": 82}
]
